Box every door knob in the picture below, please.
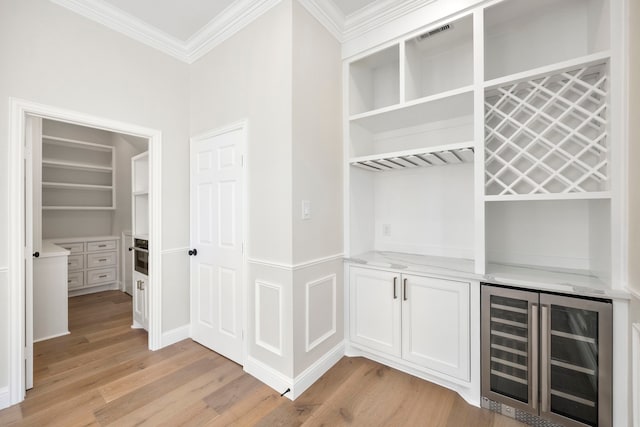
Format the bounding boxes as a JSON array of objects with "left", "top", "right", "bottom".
[
  {"left": 188, "top": 248, "right": 198, "bottom": 256},
  {"left": 33, "top": 252, "right": 40, "bottom": 258}
]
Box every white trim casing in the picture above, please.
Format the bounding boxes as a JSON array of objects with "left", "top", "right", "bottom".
[
  {"left": 7, "top": 98, "right": 163, "bottom": 406},
  {"left": 633, "top": 323, "right": 640, "bottom": 427}
]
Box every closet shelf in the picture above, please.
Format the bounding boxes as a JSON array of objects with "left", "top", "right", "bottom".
[
  {"left": 484, "top": 51, "right": 610, "bottom": 90},
  {"left": 349, "top": 86, "right": 474, "bottom": 134},
  {"left": 42, "top": 182, "right": 113, "bottom": 191},
  {"left": 42, "top": 135, "right": 112, "bottom": 152},
  {"left": 350, "top": 142, "right": 474, "bottom": 172},
  {"left": 42, "top": 159, "right": 113, "bottom": 173},
  {"left": 42, "top": 206, "right": 116, "bottom": 211}
]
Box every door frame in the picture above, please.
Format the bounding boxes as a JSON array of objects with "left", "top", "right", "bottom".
[
  {"left": 189, "top": 120, "right": 249, "bottom": 366},
  {"left": 7, "top": 98, "right": 163, "bottom": 405}
]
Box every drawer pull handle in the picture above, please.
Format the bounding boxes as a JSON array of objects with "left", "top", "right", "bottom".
[
  {"left": 403, "top": 278, "right": 408, "bottom": 301},
  {"left": 67, "top": 280, "right": 71, "bottom": 283},
  {"left": 99, "top": 258, "right": 107, "bottom": 262},
  {"left": 99, "top": 274, "right": 108, "bottom": 278},
  {"left": 98, "top": 244, "right": 107, "bottom": 248},
  {"left": 393, "top": 277, "right": 398, "bottom": 299}
]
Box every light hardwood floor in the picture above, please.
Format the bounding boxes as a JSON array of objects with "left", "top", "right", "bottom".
[{"left": 0, "top": 291, "right": 525, "bottom": 426}]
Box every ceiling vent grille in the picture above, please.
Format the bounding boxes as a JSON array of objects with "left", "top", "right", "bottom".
[{"left": 416, "top": 23, "right": 453, "bottom": 41}]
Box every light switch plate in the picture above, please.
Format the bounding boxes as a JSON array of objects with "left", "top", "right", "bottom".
[{"left": 302, "top": 200, "right": 311, "bottom": 220}]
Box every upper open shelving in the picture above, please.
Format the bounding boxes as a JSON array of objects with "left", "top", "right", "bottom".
[
  {"left": 484, "top": 0, "right": 610, "bottom": 81},
  {"left": 41, "top": 134, "right": 115, "bottom": 210}
]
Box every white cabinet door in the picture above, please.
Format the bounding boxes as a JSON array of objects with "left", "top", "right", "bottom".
[
  {"left": 401, "top": 274, "right": 470, "bottom": 381},
  {"left": 133, "top": 271, "right": 148, "bottom": 330},
  {"left": 349, "top": 266, "right": 401, "bottom": 357}
]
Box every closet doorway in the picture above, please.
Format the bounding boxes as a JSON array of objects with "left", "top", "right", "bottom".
[{"left": 7, "top": 98, "right": 163, "bottom": 406}]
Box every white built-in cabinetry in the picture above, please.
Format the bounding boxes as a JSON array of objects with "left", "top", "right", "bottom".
[
  {"left": 51, "top": 236, "right": 120, "bottom": 296},
  {"left": 131, "top": 151, "right": 149, "bottom": 330},
  {"left": 41, "top": 135, "right": 115, "bottom": 210},
  {"left": 346, "top": 0, "right": 613, "bottom": 285},
  {"left": 350, "top": 266, "right": 470, "bottom": 381},
  {"left": 345, "top": 0, "right": 617, "bottom": 407}
]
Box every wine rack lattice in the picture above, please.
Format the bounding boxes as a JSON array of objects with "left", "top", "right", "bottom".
[{"left": 485, "top": 63, "right": 609, "bottom": 196}]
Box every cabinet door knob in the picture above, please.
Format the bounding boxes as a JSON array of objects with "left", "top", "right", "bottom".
[{"left": 33, "top": 252, "right": 40, "bottom": 258}]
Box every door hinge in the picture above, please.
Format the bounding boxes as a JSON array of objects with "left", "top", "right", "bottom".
[
  {"left": 241, "top": 155, "right": 244, "bottom": 167},
  {"left": 24, "top": 346, "right": 32, "bottom": 360}
]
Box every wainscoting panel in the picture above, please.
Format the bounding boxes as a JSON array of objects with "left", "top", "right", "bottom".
[
  {"left": 255, "top": 280, "right": 283, "bottom": 356},
  {"left": 306, "top": 274, "right": 336, "bottom": 352}
]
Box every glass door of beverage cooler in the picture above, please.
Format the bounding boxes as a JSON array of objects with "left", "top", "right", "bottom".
[
  {"left": 540, "top": 294, "right": 612, "bottom": 427},
  {"left": 481, "top": 286, "right": 539, "bottom": 415}
]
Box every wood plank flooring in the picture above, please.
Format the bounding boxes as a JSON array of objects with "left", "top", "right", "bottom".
[{"left": 0, "top": 291, "right": 525, "bottom": 426}]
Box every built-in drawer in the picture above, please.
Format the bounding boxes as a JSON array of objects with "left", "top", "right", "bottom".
[
  {"left": 67, "top": 254, "right": 84, "bottom": 271},
  {"left": 86, "top": 267, "right": 116, "bottom": 285},
  {"left": 87, "top": 240, "right": 117, "bottom": 252},
  {"left": 57, "top": 242, "right": 84, "bottom": 254},
  {"left": 86, "top": 251, "right": 116, "bottom": 269},
  {"left": 67, "top": 271, "right": 84, "bottom": 290}
]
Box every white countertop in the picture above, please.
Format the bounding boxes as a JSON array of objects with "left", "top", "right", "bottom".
[
  {"left": 38, "top": 241, "right": 70, "bottom": 258},
  {"left": 346, "top": 251, "right": 630, "bottom": 300}
]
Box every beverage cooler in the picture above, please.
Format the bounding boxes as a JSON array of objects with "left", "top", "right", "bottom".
[{"left": 481, "top": 284, "right": 612, "bottom": 427}]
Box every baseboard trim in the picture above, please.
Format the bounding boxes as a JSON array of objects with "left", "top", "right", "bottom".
[
  {"left": 0, "top": 386, "right": 10, "bottom": 410},
  {"left": 34, "top": 330, "right": 70, "bottom": 343},
  {"left": 161, "top": 325, "right": 190, "bottom": 347},
  {"left": 291, "top": 341, "right": 345, "bottom": 399},
  {"left": 244, "top": 356, "right": 293, "bottom": 399},
  {"left": 633, "top": 323, "right": 640, "bottom": 427}
]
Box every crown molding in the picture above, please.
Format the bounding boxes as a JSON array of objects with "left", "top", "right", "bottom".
[
  {"left": 50, "top": 0, "right": 283, "bottom": 64},
  {"left": 50, "top": 0, "right": 189, "bottom": 62},
  {"left": 343, "top": 0, "right": 438, "bottom": 41},
  {"left": 297, "top": 0, "right": 439, "bottom": 45},
  {"left": 50, "top": 0, "right": 440, "bottom": 63}
]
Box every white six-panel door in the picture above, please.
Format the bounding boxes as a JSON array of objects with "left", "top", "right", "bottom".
[{"left": 190, "top": 127, "right": 243, "bottom": 364}]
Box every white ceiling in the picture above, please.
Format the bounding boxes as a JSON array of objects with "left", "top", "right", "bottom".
[{"left": 50, "top": 0, "right": 437, "bottom": 63}]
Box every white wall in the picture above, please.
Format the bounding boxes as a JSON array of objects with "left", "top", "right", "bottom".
[
  {"left": 291, "top": 1, "right": 344, "bottom": 375},
  {"left": 0, "top": 0, "right": 191, "bottom": 389}
]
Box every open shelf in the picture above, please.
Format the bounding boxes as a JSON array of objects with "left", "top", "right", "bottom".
[
  {"left": 42, "top": 182, "right": 113, "bottom": 191},
  {"left": 42, "top": 206, "right": 116, "bottom": 211},
  {"left": 350, "top": 86, "right": 473, "bottom": 130},
  {"left": 350, "top": 142, "right": 474, "bottom": 172},
  {"left": 350, "top": 44, "right": 400, "bottom": 115},
  {"left": 43, "top": 135, "right": 113, "bottom": 152},
  {"left": 405, "top": 14, "right": 473, "bottom": 101},
  {"left": 42, "top": 159, "right": 113, "bottom": 173},
  {"left": 484, "top": 0, "right": 610, "bottom": 81}
]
